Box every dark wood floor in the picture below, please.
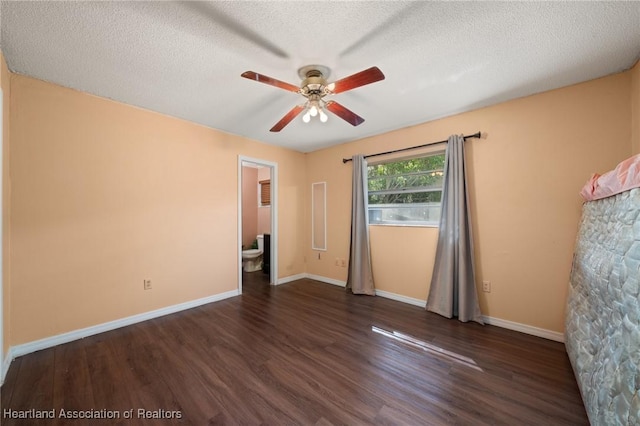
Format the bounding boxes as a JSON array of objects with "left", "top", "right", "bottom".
[{"left": 1, "top": 273, "right": 588, "bottom": 425}]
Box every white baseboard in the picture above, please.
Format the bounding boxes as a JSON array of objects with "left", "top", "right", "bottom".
[
  {"left": 276, "top": 273, "right": 307, "bottom": 285},
  {"left": 305, "top": 275, "right": 564, "bottom": 343},
  {"left": 277, "top": 272, "right": 346, "bottom": 287},
  {"left": 306, "top": 274, "right": 346, "bottom": 287},
  {"left": 482, "top": 315, "right": 564, "bottom": 342},
  {"left": 0, "top": 277, "right": 564, "bottom": 385},
  {"left": 375, "top": 289, "right": 426, "bottom": 308},
  {"left": 1, "top": 346, "right": 14, "bottom": 385},
  {"left": 3, "top": 289, "right": 239, "bottom": 376}
]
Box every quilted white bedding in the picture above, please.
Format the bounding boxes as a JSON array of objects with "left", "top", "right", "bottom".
[{"left": 566, "top": 187, "right": 640, "bottom": 425}]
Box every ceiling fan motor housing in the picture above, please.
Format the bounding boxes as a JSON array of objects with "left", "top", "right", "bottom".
[{"left": 301, "top": 70, "right": 327, "bottom": 97}]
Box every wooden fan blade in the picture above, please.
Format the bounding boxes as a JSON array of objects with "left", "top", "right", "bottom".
[
  {"left": 329, "top": 66, "right": 385, "bottom": 94},
  {"left": 325, "top": 101, "right": 365, "bottom": 126},
  {"left": 270, "top": 105, "right": 305, "bottom": 132},
  {"left": 241, "top": 71, "right": 300, "bottom": 93}
]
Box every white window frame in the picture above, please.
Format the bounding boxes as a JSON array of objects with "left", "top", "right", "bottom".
[{"left": 367, "top": 151, "right": 445, "bottom": 228}]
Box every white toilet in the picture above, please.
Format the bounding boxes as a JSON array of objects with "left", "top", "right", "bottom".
[{"left": 242, "top": 234, "right": 264, "bottom": 272}]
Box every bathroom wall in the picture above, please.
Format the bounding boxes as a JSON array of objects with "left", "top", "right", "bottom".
[
  {"left": 241, "top": 166, "right": 258, "bottom": 248},
  {"left": 257, "top": 166, "right": 272, "bottom": 236}
]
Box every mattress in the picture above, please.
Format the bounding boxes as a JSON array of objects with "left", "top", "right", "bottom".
[{"left": 565, "top": 187, "right": 640, "bottom": 425}]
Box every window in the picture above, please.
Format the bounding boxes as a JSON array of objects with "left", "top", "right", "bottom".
[
  {"left": 367, "top": 152, "right": 445, "bottom": 226},
  {"left": 259, "top": 179, "right": 271, "bottom": 206}
]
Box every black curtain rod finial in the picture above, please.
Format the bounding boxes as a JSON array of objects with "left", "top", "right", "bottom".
[{"left": 342, "top": 131, "right": 483, "bottom": 163}]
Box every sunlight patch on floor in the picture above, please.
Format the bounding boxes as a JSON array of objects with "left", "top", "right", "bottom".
[{"left": 371, "top": 326, "right": 483, "bottom": 372}]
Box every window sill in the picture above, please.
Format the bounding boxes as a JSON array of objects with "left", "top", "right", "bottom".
[{"left": 369, "top": 223, "right": 439, "bottom": 229}]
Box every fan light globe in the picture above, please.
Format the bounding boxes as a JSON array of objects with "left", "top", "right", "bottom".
[
  {"left": 319, "top": 110, "right": 328, "bottom": 123},
  {"left": 302, "top": 112, "right": 311, "bottom": 123},
  {"left": 309, "top": 106, "right": 318, "bottom": 117}
]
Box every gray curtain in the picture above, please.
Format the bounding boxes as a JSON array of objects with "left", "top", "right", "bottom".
[
  {"left": 426, "top": 135, "right": 483, "bottom": 324},
  {"left": 346, "top": 155, "right": 376, "bottom": 295}
]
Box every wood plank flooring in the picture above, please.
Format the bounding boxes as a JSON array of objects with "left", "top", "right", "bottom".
[{"left": 1, "top": 274, "right": 588, "bottom": 425}]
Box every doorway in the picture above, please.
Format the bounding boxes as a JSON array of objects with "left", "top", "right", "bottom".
[{"left": 238, "top": 156, "right": 277, "bottom": 293}]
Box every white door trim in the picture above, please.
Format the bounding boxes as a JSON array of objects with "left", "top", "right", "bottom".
[{"left": 238, "top": 156, "right": 278, "bottom": 292}]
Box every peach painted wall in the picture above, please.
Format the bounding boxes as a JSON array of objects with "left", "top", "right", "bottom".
[
  {"left": 632, "top": 60, "right": 640, "bottom": 155},
  {"left": 306, "top": 72, "right": 632, "bottom": 333},
  {"left": 257, "top": 166, "right": 272, "bottom": 236},
  {"left": 1, "top": 52, "right": 11, "bottom": 358},
  {"left": 9, "top": 74, "right": 307, "bottom": 345},
  {"left": 242, "top": 166, "right": 258, "bottom": 248}
]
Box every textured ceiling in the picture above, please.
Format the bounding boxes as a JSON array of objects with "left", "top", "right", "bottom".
[{"left": 1, "top": 1, "right": 639, "bottom": 152}]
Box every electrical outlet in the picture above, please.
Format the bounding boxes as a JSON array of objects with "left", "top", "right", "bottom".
[
  {"left": 144, "top": 279, "right": 152, "bottom": 290},
  {"left": 335, "top": 258, "right": 340, "bottom": 266},
  {"left": 482, "top": 280, "right": 491, "bottom": 293},
  {"left": 341, "top": 259, "right": 347, "bottom": 267}
]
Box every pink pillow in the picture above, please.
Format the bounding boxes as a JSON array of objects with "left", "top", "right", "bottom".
[{"left": 580, "top": 154, "right": 640, "bottom": 201}]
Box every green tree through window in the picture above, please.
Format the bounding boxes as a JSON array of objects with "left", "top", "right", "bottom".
[{"left": 367, "top": 153, "right": 445, "bottom": 225}]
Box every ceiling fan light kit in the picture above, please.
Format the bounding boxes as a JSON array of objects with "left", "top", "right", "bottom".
[{"left": 241, "top": 65, "right": 385, "bottom": 132}]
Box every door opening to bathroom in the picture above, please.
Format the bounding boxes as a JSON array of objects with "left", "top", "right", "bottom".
[{"left": 238, "top": 156, "right": 277, "bottom": 293}]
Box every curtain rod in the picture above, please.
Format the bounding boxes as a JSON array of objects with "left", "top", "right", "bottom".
[{"left": 342, "top": 131, "right": 482, "bottom": 164}]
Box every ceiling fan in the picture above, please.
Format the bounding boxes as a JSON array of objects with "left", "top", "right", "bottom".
[{"left": 241, "top": 65, "right": 385, "bottom": 132}]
